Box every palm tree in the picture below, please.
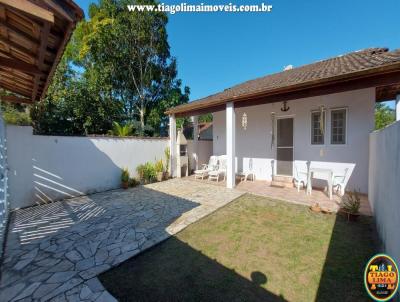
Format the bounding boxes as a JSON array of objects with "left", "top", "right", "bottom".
[{"left": 109, "top": 122, "right": 133, "bottom": 137}]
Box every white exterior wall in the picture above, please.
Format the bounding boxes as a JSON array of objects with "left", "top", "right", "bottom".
[
  {"left": 6, "top": 126, "right": 170, "bottom": 209},
  {"left": 6, "top": 126, "right": 211, "bottom": 209},
  {"left": 369, "top": 121, "right": 400, "bottom": 265},
  {"left": 213, "top": 88, "right": 375, "bottom": 193},
  {"left": 187, "top": 140, "right": 213, "bottom": 172}
]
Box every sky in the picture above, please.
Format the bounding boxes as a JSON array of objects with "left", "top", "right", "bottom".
[{"left": 74, "top": 0, "right": 400, "bottom": 105}]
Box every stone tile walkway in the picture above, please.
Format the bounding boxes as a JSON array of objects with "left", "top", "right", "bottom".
[{"left": 0, "top": 179, "right": 243, "bottom": 301}]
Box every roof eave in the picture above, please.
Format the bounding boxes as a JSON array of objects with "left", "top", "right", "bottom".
[
  {"left": 0, "top": 0, "right": 84, "bottom": 103},
  {"left": 166, "top": 61, "right": 400, "bottom": 116}
]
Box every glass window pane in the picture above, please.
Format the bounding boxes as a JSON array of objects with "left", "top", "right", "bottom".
[
  {"left": 331, "top": 109, "right": 346, "bottom": 144},
  {"left": 311, "top": 112, "right": 324, "bottom": 145}
]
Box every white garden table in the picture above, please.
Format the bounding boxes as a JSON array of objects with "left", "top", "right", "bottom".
[{"left": 306, "top": 167, "right": 334, "bottom": 200}]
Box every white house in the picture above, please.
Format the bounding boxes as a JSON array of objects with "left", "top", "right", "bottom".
[{"left": 167, "top": 47, "right": 400, "bottom": 195}]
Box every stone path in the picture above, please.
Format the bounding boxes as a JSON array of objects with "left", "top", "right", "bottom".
[{"left": 0, "top": 179, "right": 243, "bottom": 301}]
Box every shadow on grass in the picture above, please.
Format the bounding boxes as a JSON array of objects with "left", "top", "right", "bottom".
[
  {"left": 315, "top": 213, "right": 379, "bottom": 302},
  {"left": 99, "top": 193, "right": 380, "bottom": 302},
  {"left": 99, "top": 236, "right": 287, "bottom": 302}
]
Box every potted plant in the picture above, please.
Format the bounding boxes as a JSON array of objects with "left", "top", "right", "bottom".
[
  {"left": 143, "top": 162, "right": 156, "bottom": 184},
  {"left": 341, "top": 190, "right": 361, "bottom": 221},
  {"left": 136, "top": 164, "right": 145, "bottom": 183},
  {"left": 164, "top": 147, "right": 170, "bottom": 179},
  {"left": 155, "top": 159, "right": 164, "bottom": 182},
  {"left": 121, "top": 168, "right": 130, "bottom": 189}
]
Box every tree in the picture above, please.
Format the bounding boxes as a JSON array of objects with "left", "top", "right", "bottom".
[
  {"left": 199, "top": 113, "right": 213, "bottom": 123},
  {"left": 0, "top": 89, "right": 31, "bottom": 126},
  {"left": 78, "top": 0, "right": 188, "bottom": 133},
  {"left": 0, "top": 102, "right": 31, "bottom": 126},
  {"left": 30, "top": 59, "right": 123, "bottom": 135},
  {"left": 147, "top": 80, "right": 190, "bottom": 136},
  {"left": 30, "top": 0, "right": 189, "bottom": 136},
  {"left": 108, "top": 121, "right": 134, "bottom": 136},
  {"left": 375, "top": 103, "right": 395, "bottom": 130}
]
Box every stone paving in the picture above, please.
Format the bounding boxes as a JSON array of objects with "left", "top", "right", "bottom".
[{"left": 0, "top": 179, "right": 243, "bottom": 301}]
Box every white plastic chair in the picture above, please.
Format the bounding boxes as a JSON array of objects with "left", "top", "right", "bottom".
[
  {"left": 332, "top": 168, "right": 348, "bottom": 196},
  {"left": 237, "top": 158, "right": 255, "bottom": 182},
  {"left": 209, "top": 155, "right": 227, "bottom": 182},
  {"left": 194, "top": 156, "right": 218, "bottom": 180},
  {"left": 294, "top": 163, "right": 308, "bottom": 192}
]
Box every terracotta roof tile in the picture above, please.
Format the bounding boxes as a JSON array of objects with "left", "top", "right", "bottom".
[{"left": 167, "top": 47, "right": 400, "bottom": 115}]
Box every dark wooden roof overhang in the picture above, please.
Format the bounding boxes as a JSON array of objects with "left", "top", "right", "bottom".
[{"left": 0, "top": 0, "right": 83, "bottom": 103}]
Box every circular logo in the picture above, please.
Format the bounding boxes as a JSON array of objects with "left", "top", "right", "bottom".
[{"left": 364, "top": 254, "right": 399, "bottom": 301}]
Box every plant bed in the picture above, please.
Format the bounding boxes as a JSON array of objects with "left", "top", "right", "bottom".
[
  {"left": 155, "top": 159, "right": 164, "bottom": 182},
  {"left": 340, "top": 190, "right": 361, "bottom": 222},
  {"left": 121, "top": 168, "right": 130, "bottom": 189},
  {"left": 137, "top": 162, "right": 156, "bottom": 184},
  {"left": 128, "top": 178, "right": 139, "bottom": 188},
  {"left": 156, "top": 172, "right": 163, "bottom": 182}
]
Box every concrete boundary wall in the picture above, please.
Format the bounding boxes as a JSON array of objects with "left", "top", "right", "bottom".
[
  {"left": 6, "top": 126, "right": 212, "bottom": 209},
  {"left": 369, "top": 121, "right": 400, "bottom": 266}
]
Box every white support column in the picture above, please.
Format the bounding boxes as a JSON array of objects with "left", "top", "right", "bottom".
[
  {"left": 191, "top": 116, "right": 199, "bottom": 170},
  {"left": 226, "top": 102, "right": 236, "bottom": 189},
  {"left": 169, "top": 114, "right": 176, "bottom": 178},
  {"left": 396, "top": 94, "right": 400, "bottom": 121}
]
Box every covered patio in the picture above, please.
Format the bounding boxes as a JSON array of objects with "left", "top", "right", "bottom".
[
  {"left": 186, "top": 175, "right": 372, "bottom": 216},
  {"left": 166, "top": 47, "right": 400, "bottom": 207}
]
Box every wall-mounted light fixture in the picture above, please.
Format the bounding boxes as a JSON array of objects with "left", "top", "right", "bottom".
[{"left": 242, "top": 112, "right": 248, "bottom": 130}]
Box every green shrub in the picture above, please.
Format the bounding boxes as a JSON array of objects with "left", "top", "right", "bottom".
[
  {"left": 3, "top": 111, "right": 31, "bottom": 126},
  {"left": 136, "top": 164, "right": 146, "bottom": 181},
  {"left": 128, "top": 177, "right": 139, "bottom": 187},
  {"left": 136, "top": 162, "right": 156, "bottom": 183},
  {"left": 108, "top": 121, "right": 134, "bottom": 137},
  {"left": 143, "top": 162, "right": 156, "bottom": 183},
  {"left": 155, "top": 159, "right": 164, "bottom": 173},
  {"left": 341, "top": 190, "right": 361, "bottom": 214},
  {"left": 121, "top": 168, "right": 130, "bottom": 183},
  {"left": 1, "top": 102, "right": 31, "bottom": 126}
]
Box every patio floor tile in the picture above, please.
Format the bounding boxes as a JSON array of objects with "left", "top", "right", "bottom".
[{"left": 187, "top": 176, "right": 372, "bottom": 216}]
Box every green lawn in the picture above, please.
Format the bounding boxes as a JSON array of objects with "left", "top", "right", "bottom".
[{"left": 100, "top": 194, "right": 378, "bottom": 302}]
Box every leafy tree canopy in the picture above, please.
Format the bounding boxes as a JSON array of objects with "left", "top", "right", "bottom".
[
  {"left": 31, "top": 0, "right": 189, "bottom": 136},
  {"left": 375, "top": 102, "right": 395, "bottom": 130},
  {"left": 199, "top": 113, "right": 213, "bottom": 123},
  {"left": 0, "top": 89, "right": 31, "bottom": 126}
]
